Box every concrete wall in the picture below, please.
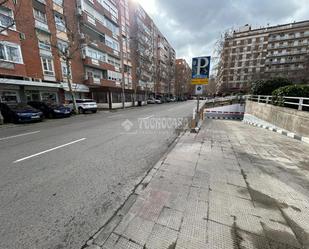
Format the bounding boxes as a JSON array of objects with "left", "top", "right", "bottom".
[{"left": 245, "top": 100, "right": 309, "bottom": 137}]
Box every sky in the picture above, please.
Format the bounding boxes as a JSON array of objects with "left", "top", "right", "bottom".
[{"left": 137, "top": 0, "right": 309, "bottom": 67}]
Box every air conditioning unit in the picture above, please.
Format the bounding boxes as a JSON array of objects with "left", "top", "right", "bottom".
[{"left": 19, "top": 32, "right": 26, "bottom": 40}]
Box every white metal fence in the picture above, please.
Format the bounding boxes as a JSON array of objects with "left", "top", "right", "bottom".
[{"left": 248, "top": 95, "right": 309, "bottom": 111}]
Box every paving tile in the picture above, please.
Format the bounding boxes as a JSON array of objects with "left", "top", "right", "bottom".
[
  {"left": 261, "top": 219, "right": 301, "bottom": 248},
  {"left": 145, "top": 224, "right": 178, "bottom": 249},
  {"left": 178, "top": 216, "right": 208, "bottom": 245},
  {"left": 207, "top": 220, "right": 237, "bottom": 249},
  {"left": 114, "top": 236, "right": 143, "bottom": 249},
  {"left": 102, "top": 233, "right": 120, "bottom": 249},
  {"left": 188, "top": 186, "right": 209, "bottom": 202},
  {"left": 166, "top": 192, "right": 189, "bottom": 212},
  {"left": 175, "top": 234, "right": 208, "bottom": 249},
  {"left": 121, "top": 216, "right": 155, "bottom": 245},
  {"left": 234, "top": 212, "right": 264, "bottom": 235},
  {"left": 138, "top": 189, "right": 170, "bottom": 222},
  {"left": 237, "top": 230, "right": 271, "bottom": 249},
  {"left": 157, "top": 207, "right": 183, "bottom": 231},
  {"left": 184, "top": 199, "right": 208, "bottom": 221}
]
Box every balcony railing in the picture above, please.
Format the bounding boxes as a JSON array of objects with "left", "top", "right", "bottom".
[{"left": 35, "top": 20, "right": 50, "bottom": 33}]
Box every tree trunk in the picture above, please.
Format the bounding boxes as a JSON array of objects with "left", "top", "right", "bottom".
[{"left": 66, "top": 59, "right": 78, "bottom": 114}]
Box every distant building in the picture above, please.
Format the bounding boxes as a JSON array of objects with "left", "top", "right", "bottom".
[
  {"left": 216, "top": 20, "right": 309, "bottom": 94},
  {"left": 129, "top": 1, "right": 176, "bottom": 98},
  {"left": 175, "top": 59, "right": 191, "bottom": 98}
]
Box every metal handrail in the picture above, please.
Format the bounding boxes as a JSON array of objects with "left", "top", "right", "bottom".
[{"left": 248, "top": 95, "right": 309, "bottom": 111}]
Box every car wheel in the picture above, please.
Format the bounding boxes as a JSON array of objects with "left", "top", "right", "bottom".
[
  {"left": 92, "top": 110, "right": 97, "bottom": 113},
  {"left": 78, "top": 107, "right": 84, "bottom": 114}
]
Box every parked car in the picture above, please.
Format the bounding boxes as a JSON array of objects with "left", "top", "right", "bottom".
[
  {"left": 166, "top": 97, "right": 171, "bottom": 103},
  {"left": 69, "top": 99, "right": 98, "bottom": 114},
  {"left": 0, "top": 102, "right": 44, "bottom": 123},
  {"left": 155, "top": 98, "right": 162, "bottom": 104},
  {"left": 28, "top": 101, "right": 71, "bottom": 118},
  {"left": 147, "top": 98, "right": 156, "bottom": 104},
  {"left": 170, "top": 97, "right": 177, "bottom": 102}
]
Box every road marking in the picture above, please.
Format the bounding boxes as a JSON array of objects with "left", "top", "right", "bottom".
[
  {"left": 141, "top": 115, "right": 154, "bottom": 119},
  {"left": 107, "top": 114, "right": 122, "bottom": 118},
  {"left": 0, "top": 131, "right": 41, "bottom": 141},
  {"left": 13, "top": 138, "right": 86, "bottom": 163}
]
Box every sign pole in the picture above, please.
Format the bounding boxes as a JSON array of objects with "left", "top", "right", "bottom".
[
  {"left": 191, "top": 56, "right": 211, "bottom": 131},
  {"left": 196, "top": 95, "right": 200, "bottom": 126}
]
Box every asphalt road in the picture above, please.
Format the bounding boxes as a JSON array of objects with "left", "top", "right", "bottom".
[{"left": 0, "top": 101, "right": 197, "bottom": 249}]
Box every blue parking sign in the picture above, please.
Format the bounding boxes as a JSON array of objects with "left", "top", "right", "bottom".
[{"left": 192, "top": 56, "right": 211, "bottom": 79}]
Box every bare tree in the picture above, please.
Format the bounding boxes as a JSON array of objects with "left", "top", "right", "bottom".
[{"left": 50, "top": 3, "right": 86, "bottom": 114}]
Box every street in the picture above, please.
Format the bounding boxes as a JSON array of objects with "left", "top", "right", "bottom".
[{"left": 0, "top": 101, "right": 196, "bottom": 249}]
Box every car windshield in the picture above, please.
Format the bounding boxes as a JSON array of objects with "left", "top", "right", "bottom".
[{"left": 7, "top": 103, "right": 34, "bottom": 111}]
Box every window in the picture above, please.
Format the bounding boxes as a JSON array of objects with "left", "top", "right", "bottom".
[
  {"left": 0, "top": 42, "right": 23, "bottom": 63},
  {"left": 38, "top": 40, "right": 51, "bottom": 51},
  {"left": 61, "top": 61, "right": 71, "bottom": 77},
  {"left": 0, "top": 91, "right": 18, "bottom": 103},
  {"left": 41, "top": 57, "right": 54, "bottom": 75},
  {"left": 57, "top": 39, "right": 68, "bottom": 54},
  {"left": 107, "top": 56, "right": 120, "bottom": 67},
  {"left": 84, "top": 46, "right": 106, "bottom": 62},
  {"left": 105, "top": 35, "right": 119, "bottom": 51},
  {"left": 53, "top": 0, "right": 63, "bottom": 6},
  {"left": 0, "top": 7, "right": 14, "bottom": 29},
  {"left": 33, "top": 9, "right": 47, "bottom": 23},
  {"left": 54, "top": 12, "right": 66, "bottom": 31}
]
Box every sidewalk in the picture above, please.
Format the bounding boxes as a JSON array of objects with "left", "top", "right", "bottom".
[{"left": 86, "top": 119, "right": 309, "bottom": 249}]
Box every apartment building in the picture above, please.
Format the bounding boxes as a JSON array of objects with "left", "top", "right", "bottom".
[
  {"left": 0, "top": 0, "right": 175, "bottom": 107},
  {"left": 216, "top": 20, "right": 309, "bottom": 94},
  {"left": 175, "top": 59, "right": 191, "bottom": 98},
  {"left": 129, "top": 1, "right": 176, "bottom": 99},
  {"left": 0, "top": 0, "right": 90, "bottom": 104}
]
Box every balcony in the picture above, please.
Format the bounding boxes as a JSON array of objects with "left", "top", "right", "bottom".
[
  {"left": 83, "top": 56, "right": 115, "bottom": 71},
  {"left": 35, "top": 20, "right": 50, "bottom": 33}
]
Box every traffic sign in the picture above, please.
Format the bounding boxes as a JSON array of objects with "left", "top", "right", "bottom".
[
  {"left": 191, "top": 56, "right": 211, "bottom": 85},
  {"left": 195, "top": 85, "right": 203, "bottom": 95}
]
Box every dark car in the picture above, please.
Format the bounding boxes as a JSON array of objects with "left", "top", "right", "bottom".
[
  {"left": 28, "top": 101, "right": 71, "bottom": 118},
  {"left": 0, "top": 102, "right": 44, "bottom": 123}
]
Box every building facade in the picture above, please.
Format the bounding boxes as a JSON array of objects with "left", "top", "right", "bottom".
[
  {"left": 217, "top": 21, "right": 309, "bottom": 94},
  {"left": 0, "top": 0, "right": 175, "bottom": 108},
  {"left": 129, "top": 1, "right": 176, "bottom": 99},
  {"left": 175, "top": 59, "right": 191, "bottom": 98}
]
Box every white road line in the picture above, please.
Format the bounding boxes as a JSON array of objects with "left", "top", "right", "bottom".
[
  {"left": 107, "top": 114, "right": 122, "bottom": 118},
  {"left": 13, "top": 138, "right": 86, "bottom": 164},
  {"left": 0, "top": 131, "right": 40, "bottom": 141},
  {"left": 141, "top": 115, "right": 154, "bottom": 119}
]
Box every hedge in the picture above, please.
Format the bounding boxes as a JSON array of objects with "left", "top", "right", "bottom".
[
  {"left": 272, "top": 85, "right": 309, "bottom": 109},
  {"left": 251, "top": 78, "right": 292, "bottom": 95}
]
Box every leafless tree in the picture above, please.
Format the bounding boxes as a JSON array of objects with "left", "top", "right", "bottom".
[{"left": 50, "top": 2, "right": 86, "bottom": 114}]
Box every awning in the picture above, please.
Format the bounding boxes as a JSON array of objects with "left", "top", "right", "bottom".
[
  {"left": 61, "top": 82, "right": 90, "bottom": 93},
  {"left": 0, "top": 78, "right": 61, "bottom": 88}
]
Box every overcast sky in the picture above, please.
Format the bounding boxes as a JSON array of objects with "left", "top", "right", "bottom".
[{"left": 138, "top": 0, "right": 309, "bottom": 66}]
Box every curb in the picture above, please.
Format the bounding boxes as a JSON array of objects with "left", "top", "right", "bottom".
[{"left": 243, "top": 120, "right": 309, "bottom": 145}]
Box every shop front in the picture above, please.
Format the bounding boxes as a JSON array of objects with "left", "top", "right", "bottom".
[
  {"left": 0, "top": 78, "right": 61, "bottom": 103},
  {"left": 61, "top": 82, "right": 90, "bottom": 103}
]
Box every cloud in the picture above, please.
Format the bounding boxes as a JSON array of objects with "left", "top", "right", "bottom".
[{"left": 138, "top": 0, "right": 307, "bottom": 66}]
